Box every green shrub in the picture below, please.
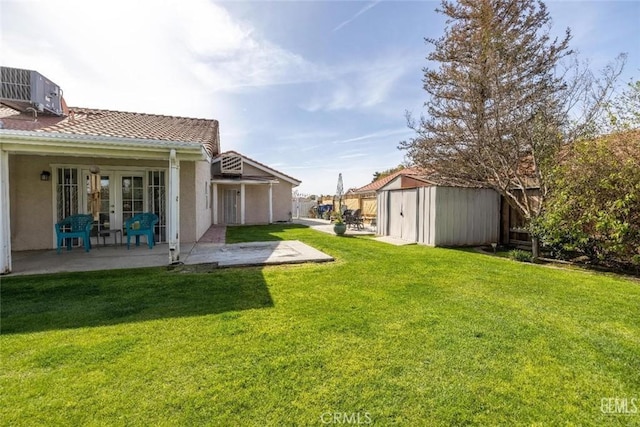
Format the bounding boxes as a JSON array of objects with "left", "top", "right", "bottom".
[
  {"left": 509, "top": 249, "right": 533, "bottom": 263},
  {"left": 537, "top": 131, "right": 640, "bottom": 268}
]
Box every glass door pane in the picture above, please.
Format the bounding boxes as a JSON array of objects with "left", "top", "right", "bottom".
[
  {"left": 148, "top": 170, "right": 166, "bottom": 243},
  {"left": 57, "top": 168, "right": 79, "bottom": 221},
  {"left": 57, "top": 168, "right": 80, "bottom": 246},
  {"left": 85, "top": 174, "right": 112, "bottom": 229},
  {"left": 122, "top": 175, "right": 144, "bottom": 225}
]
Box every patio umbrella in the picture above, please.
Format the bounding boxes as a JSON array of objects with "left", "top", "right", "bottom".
[
  {"left": 90, "top": 172, "right": 101, "bottom": 221},
  {"left": 336, "top": 173, "right": 344, "bottom": 212}
]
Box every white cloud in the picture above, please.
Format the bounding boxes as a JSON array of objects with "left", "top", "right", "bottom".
[
  {"left": 301, "top": 56, "right": 413, "bottom": 112},
  {"left": 333, "top": 1, "right": 381, "bottom": 32},
  {"left": 1, "top": 0, "right": 323, "bottom": 115}
]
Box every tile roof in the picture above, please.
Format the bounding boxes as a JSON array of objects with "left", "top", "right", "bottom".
[
  {"left": 213, "top": 150, "right": 301, "bottom": 185},
  {"left": 350, "top": 167, "right": 424, "bottom": 193},
  {"left": 0, "top": 105, "right": 219, "bottom": 157}
]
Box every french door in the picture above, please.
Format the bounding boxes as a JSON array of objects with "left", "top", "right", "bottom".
[
  {"left": 70, "top": 168, "right": 167, "bottom": 244},
  {"left": 83, "top": 172, "right": 143, "bottom": 231}
]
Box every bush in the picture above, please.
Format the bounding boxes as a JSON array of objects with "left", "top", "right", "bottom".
[
  {"left": 509, "top": 249, "right": 533, "bottom": 263},
  {"left": 537, "top": 131, "right": 640, "bottom": 269}
]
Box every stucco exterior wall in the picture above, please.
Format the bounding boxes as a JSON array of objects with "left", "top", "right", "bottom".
[
  {"left": 177, "top": 160, "right": 213, "bottom": 243},
  {"left": 194, "top": 160, "right": 212, "bottom": 240},
  {"left": 271, "top": 181, "right": 293, "bottom": 222},
  {"left": 9, "top": 154, "right": 54, "bottom": 250},
  {"left": 244, "top": 184, "right": 270, "bottom": 223},
  {"left": 179, "top": 161, "right": 196, "bottom": 243},
  {"left": 243, "top": 163, "right": 294, "bottom": 222}
]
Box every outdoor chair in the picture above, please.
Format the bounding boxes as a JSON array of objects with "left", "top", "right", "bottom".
[
  {"left": 344, "top": 209, "right": 364, "bottom": 230},
  {"left": 55, "top": 214, "right": 94, "bottom": 254},
  {"left": 125, "top": 212, "right": 159, "bottom": 249}
]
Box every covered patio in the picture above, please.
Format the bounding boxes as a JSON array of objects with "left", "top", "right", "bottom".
[{"left": 9, "top": 238, "right": 333, "bottom": 276}]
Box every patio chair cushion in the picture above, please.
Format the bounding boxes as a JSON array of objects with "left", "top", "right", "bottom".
[
  {"left": 55, "top": 214, "right": 94, "bottom": 254},
  {"left": 125, "top": 212, "right": 159, "bottom": 249}
]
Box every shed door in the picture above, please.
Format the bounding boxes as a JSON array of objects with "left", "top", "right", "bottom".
[
  {"left": 388, "top": 191, "right": 403, "bottom": 238},
  {"left": 387, "top": 190, "right": 417, "bottom": 242},
  {"left": 401, "top": 190, "right": 417, "bottom": 241}
]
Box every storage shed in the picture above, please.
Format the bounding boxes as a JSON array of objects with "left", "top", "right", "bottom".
[{"left": 377, "top": 184, "right": 500, "bottom": 246}]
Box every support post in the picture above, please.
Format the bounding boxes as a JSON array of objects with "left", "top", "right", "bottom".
[
  {"left": 240, "top": 183, "right": 245, "bottom": 225},
  {"left": 268, "top": 182, "right": 273, "bottom": 224},
  {"left": 212, "top": 182, "right": 218, "bottom": 225},
  {"left": 168, "top": 149, "right": 180, "bottom": 264},
  {"left": 0, "top": 149, "right": 11, "bottom": 274}
]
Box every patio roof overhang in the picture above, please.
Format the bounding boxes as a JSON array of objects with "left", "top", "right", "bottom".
[
  {"left": 0, "top": 130, "right": 208, "bottom": 161},
  {"left": 0, "top": 130, "right": 209, "bottom": 274}
]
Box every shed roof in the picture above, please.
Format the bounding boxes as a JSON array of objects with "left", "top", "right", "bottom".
[{"left": 350, "top": 167, "right": 424, "bottom": 194}]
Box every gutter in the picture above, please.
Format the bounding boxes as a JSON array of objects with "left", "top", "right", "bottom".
[{"left": 0, "top": 129, "right": 208, "bottom": 160}]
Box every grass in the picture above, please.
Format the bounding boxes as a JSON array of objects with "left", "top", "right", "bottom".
[{"left": 2, "top": 224, "right": 639, "bottom": 425}]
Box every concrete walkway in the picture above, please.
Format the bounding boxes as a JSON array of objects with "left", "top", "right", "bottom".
[
  {"left": 198, "top": 225, "right": 226, "bottom": 243},
  {"left": 293, "top": 218, "right": 376, "bottom": 236}
]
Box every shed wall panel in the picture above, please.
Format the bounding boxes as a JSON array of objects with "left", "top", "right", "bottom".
[
  {"left": 376, "top": 191, "right": 388, "bottom": 236},
  {"left": 433, "top": 187, "right": 499, "bottom": 246},
  {"left": 417, "top": 187, "right": 436, "bottom": 246}
]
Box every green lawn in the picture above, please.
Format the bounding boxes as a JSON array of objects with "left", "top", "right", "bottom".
[{"left": 2, "top": 225, "right": 639, "bottom": 425}]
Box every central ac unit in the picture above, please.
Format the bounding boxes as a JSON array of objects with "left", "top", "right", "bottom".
[{"left": 0, "top": 66, "right": 64, "bottom": 116}]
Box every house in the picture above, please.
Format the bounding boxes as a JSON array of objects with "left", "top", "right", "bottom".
[
  {"left": 0, "top": 66, "right": 299, "bottom": 273},
  {"left": 376, "top": 172, "right": 500, "bottom": 246},
  {"left": 211, "top": 151, "right": 300, "bottom": 225}
]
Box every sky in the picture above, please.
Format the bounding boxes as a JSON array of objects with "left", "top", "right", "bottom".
[{"left": 2, "top": 0, "right": 639, "bottom": 196}]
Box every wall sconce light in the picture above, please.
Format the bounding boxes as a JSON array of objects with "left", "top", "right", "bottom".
[{"left": 40, "top": 170, "right": 51, "bottom": 181}]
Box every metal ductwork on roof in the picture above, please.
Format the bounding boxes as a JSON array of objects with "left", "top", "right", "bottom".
[{"left": 0, "top": 66, "right": 64, "bottom": 116}]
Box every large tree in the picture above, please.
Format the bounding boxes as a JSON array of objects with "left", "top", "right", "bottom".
[{"left": 400, "top": 0, "right": 572, "bottom": 228}]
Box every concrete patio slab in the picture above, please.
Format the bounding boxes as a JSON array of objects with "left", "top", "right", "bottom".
[
  {"left": 7, "top": 240, "right": 333, "bottom": 276},
  {"left": 185, "top": 240, "right": 333, "bottom": 267}
]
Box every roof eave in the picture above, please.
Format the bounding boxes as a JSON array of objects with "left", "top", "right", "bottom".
[
  {"left": 212, "top": 151, "right": 301, "bottom": 186},
  {"left": 0, "top": 130, "right": 207, "bottom": 161}
]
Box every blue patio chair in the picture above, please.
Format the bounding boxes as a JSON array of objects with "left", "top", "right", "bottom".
[
  {"left": 125, "top": 212, "right": 159, "bottom": 249},
  {"left": 55, "top": 214, "right": 94, "bottom": 254}
]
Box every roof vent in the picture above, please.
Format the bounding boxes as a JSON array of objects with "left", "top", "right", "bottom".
[
  {"left": 220, "top": 154, "right": 243, "bottom": 175},
  {"left": 0, "top": 66, "right": 64, "bottom": 116}
]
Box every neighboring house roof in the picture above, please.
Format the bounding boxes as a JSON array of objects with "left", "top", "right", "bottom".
[
  {"left": 350, "top": 167, "right": 424, "bottom": 194},
  {"left": 377, "top": 173, "right": 438, "bottom": 192},
  {"left": 0, "top": 105, "right": 220, "bottom": 158},
  {"left": 212, "top": 150, "right": 301, "bottom": 186}
]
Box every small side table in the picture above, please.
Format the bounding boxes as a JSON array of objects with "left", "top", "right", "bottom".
[{"left": 98, "top": 228, "right": 122, "bottom": 247}]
